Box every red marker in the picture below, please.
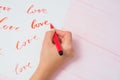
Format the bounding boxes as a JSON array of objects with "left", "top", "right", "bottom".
[{"left": 50, "top": 24, "right": 63, "bottom": 56}]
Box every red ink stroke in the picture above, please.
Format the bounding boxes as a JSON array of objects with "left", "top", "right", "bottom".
[
  {"left": 0, "top": 5, "right": 11, "bottom": 12},
  {"left": 16, "top": 35, "right": 38, "bottom": 50},
  {"left": 31, "top": 19, "right": 49, "bottom": 29},
  {"left": 15, "top": 62, "right": 31, "bottom": 75},
  {"left": 0, "top": 17, "right": 20, "bottom": 31},
  {"left": 27, "top": 4, "right": 47, "bottom": 14},
  {"left": 0, "top": 17, "right": 7, "bottom": 23}
]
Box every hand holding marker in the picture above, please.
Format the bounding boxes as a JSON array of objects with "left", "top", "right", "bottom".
[{"left": 50, "top": 24, "right": 63, "bottom": 56}]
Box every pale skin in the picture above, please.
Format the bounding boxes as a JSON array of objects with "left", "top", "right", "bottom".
[{"left": 30, "top": 30, "right": 75, "bottom": 80}]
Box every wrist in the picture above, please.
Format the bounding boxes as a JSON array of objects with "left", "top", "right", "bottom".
[{"left": 30, "top": 64, "right": 52, "bottom": 80}]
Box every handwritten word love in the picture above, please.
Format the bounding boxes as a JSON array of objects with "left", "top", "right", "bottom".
[
  {"left": 0, "top": 5, "right": 11, "bottom": 12},
  {"left": 31, "top": 19, "right": 49, "bottom": 29},
  {"left": 16, "top": 35, "right": 38, "bottom": 50},
  {"left": 15, "top": 62, "right": 31, "bottom": 75},
  {"left": 27, "top": 4, "right": 47, "bottom": 14},
  {"left": 0, "top": 17, "right": 20, "bottom": 31}
]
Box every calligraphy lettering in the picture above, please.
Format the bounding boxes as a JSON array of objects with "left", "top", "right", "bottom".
[
  {"left": 27, "top": 4, "right": 47, "bottom": 14},
  {"left": 15, "top": 62, "right": 31, "bottom": 75},
  {"left": 16, "top": 35, "right": 38, "bottom": 50},
  {"left": 31, "top": 19, "right": 49, "bottom": 29},
  {"left": 0, "top": 17, "right": 20, "bottom": 31}
]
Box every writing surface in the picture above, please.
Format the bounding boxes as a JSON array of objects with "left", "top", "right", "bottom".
[
  {"left": 0, "top": 0, "right": 71, "bottom": 80},
  {"left": 60, "top": 0, "right": 120, "bottom": 80},
  {"left": 1, "top": 0, "right": 120, "bottom": 80}
]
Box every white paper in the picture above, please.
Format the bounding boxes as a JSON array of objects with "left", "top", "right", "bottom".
[{"left": 0, "top": 0, "right": 71, "bottom": 80}]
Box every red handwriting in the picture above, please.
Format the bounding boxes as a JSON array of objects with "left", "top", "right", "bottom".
[
  {"left": 31, "top": 19, "right": 50, "bottom": 29},
  {"left": 0, "top": 25, "right": 20, "bottom": 31},
  {"left": 0, "top": 5, "right": 11, "bottom": 12},
  {"left": 0, "top": 17, "right": 7, "bottom": 23},
  {"left": 0, "top": 17, "right": 20, "bottom": 31},
  {"left": 27, "top": 4, "right": 47, "bottom": 14},
  {"left": 16, "top": 35, "right": 39, "bottom": 50},
  {"left": 15, "top": 62, "right": 31, "bottom": 75}
]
